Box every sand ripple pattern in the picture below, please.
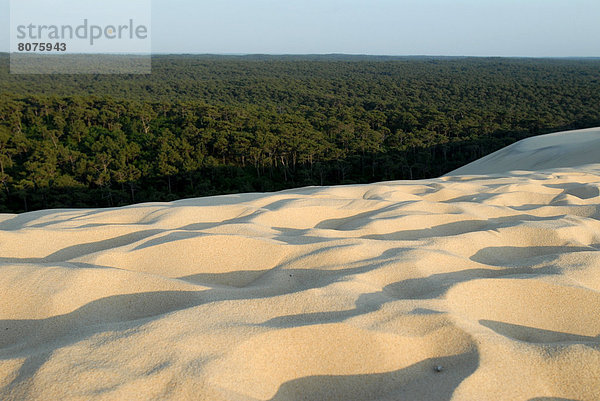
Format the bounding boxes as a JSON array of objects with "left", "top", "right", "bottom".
[{"left": 1, "top": 164, "right": 600, "bottom": 400}]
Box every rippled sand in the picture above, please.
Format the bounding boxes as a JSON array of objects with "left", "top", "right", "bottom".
[{"left": 1, "top": 128, "right": 600, "bottom": 400}]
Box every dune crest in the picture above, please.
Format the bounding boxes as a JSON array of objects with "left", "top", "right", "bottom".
[
  {"left": 1, "top": 128, "right": 600, "bottom": 400},
  {"left": 450, "top": 127, "right": 600, "bottom": 175}
]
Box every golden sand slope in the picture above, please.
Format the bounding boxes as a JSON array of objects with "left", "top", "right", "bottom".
[
  {"left": 1, "top": 130, "right": 600, "bottom": 400},
  {"left": 451, "top": 127, "right": 600, "bottom": 175}
]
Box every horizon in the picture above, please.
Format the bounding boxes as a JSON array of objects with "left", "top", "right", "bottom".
[
  {"left": 2, "top": 52, "right": 600, "bottom": 59},
  {"left": 1, "top": 0, "right": 600, "bottom": 58}
]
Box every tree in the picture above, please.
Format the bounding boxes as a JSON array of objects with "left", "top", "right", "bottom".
[{"left": 155, "top": 128, "right": 182, "bottom": 193}]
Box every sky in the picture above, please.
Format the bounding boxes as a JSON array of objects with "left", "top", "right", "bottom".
[{"left": 2, "top": 0, "right": 600, "bottom": 57}]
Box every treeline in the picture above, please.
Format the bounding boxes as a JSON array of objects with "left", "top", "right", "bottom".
[{"left": 0, "top": 55, "right": 599, "bottom": 212}]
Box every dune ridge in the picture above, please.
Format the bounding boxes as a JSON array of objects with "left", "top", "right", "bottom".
[{"left": 1, "top": 128, "right": 600, "bottom": 400}]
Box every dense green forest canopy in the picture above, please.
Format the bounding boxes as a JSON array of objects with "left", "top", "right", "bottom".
[{"left": 1, "top": 54, "right": 599, "bottom": 212}]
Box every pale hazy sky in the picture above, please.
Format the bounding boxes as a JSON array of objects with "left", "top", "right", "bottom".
[{"left": 2, "top": 0, "right": 599, "bottom": 56}]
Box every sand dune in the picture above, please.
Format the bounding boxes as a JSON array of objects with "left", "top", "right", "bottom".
[
  {"left": 450, "top": 127, "right": 600, "bottom": 175},
  {"left": 1, "top": 128, "right": 600, "bottom": 400}
]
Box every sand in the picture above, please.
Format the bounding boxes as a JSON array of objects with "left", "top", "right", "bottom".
[
  {"left": 1, "top": 127, "right": 599, "bottom": 401},
  {"left": 450, "top": 127, "right": 600, "bottom": 175}
]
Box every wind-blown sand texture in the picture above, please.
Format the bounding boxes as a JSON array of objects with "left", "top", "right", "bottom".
[{"left": 1, "top": 128, "right": 600, "bottom": 401}]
